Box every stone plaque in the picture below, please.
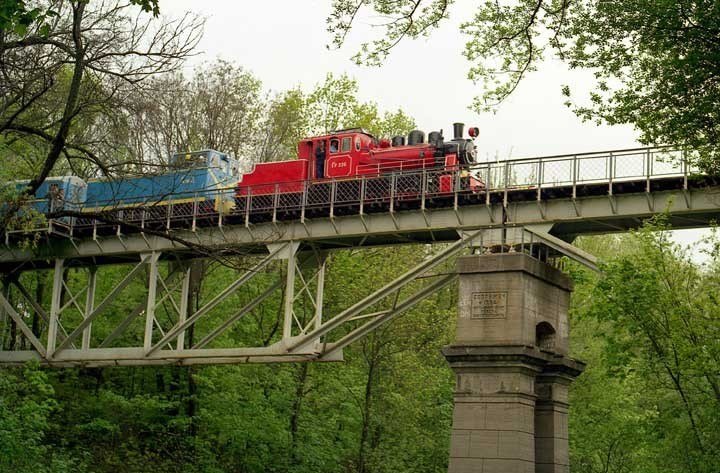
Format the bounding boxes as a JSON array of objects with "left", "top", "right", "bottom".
[{"left": 470, "top": 292, "right": 507, "bottom": 319}]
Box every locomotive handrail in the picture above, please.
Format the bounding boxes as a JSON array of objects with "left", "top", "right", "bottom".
[
  {"left": 356, "top": 157, "right": 432, "bottom": 174},
  {"left": 4, "top": 145, "right": 702, "bottom": 241}
]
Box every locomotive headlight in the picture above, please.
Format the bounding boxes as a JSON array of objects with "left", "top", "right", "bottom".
[{"left": 469, "top": 127, "right": 479, "bottom": 138}]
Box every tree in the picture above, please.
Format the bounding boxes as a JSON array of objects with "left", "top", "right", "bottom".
[
  {"left": 0, "top": 0, "right": 203, "bottom": 196},
  {"left": 329, "top": 0, "right": 720, "bottom": 169},
  {"left": 257, "top": 88, "right": 308, "bottom": 162},
  {"left": 117, "top": 59, "right": 264, "bottom": 166},
  {"left": 305, "top": 73, "right": 416, "bottom": 138},
  {"left": 567, "top": 224, "right": 720, "bottom": 473}
]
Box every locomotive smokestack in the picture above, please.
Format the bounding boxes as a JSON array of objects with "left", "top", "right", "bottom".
[{"left": 453, "top": 122, "right": 464, "bottom": 140}]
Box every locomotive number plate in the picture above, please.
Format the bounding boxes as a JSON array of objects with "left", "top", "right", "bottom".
[
  {"left": 470, "top": 292, "right": 507, "bottom": 319},
  {"left": 327, "top": 156, "right": 352, "bottom": 177}
]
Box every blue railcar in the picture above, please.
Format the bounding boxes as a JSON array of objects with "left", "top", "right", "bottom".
[
  {"left": 84, "top": 150, "right": 238, "bottom": 213},
  {"left": 13, "top": 176, "right": 88, "bottom": 214},
  {"left": 1, "top": 176, "right": 87, "bottom": 228}
]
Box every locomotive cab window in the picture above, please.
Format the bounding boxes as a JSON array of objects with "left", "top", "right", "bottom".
[
  {"left": 329, "top": 139, "right": 340, "bottom": 153},
  {"left": 355, "top": 137, "right": 361, "bottom": 151},
  {"left": 341, "top": 137, "right": 352, "bottom": 152},
  {"left": 171, "top": 151, "right": 208, "bottom": 169}
]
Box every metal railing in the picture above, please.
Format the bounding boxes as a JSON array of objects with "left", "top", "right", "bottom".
[{"left": 4, "top": 145, "right": 698, "bottom": 240}]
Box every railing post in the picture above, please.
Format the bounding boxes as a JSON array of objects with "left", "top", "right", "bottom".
[
  {"left": 389, "top": 174, "right": 396, "bottom": 214},
  {"left": 572, "top": 155, "right": 578, "bottom": 199},
  {"left": 485, "top": 164, "right": 492, "bottom": 207},
  {"left": 453, "top": 167, "right": 461, "bottom": 211},
  {"left": 245, "top": 188, "right": 252, "bottom": 228},
  {"left": 537, "top": 159, "right": 543, "bottom": 201},
  {"left": 503, "top": 161, "right": 510, "bottom": 208},
  {"left": 359, "top": 176, "right": 366, "bottom": 215},
  {"left": 608, "top": 152, "right": 614, "bottom": 195},
  {"left": 330, "top": 180, "right": 336, "bottom": 219},
  {"left": 682, "top": 148, "right": 688, "bottom": 190},
  {"left": 301, "top": 181, "right": 308, "bottom": 223},
  {"left": 166, "top": 201, "right": 173, "bottom": 230},
  {"left": 191, "top": 193, "right": 198, "bottom": 232},
  {"left": 421, "top": 170, "right": 427, "bottom": 211},
  {"left": 116, "top": 209, "right": 123, "bottom": 236},
  {"left": 646, "top": 149, "right": 652, "bottom": 193},
  {"left": 218, "top": 192, "right": 224, "bottom": 228},
  {"left": 272, "top": 183, "right": 280, "bottom": 224}
]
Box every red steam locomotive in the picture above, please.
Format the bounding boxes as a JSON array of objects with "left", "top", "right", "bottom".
[{"left": 236, "top": 122, "right": 483, "bottom": 201}]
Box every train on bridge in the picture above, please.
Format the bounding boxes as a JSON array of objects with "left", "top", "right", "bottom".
[{"left": 7, "top": 123, "right": 484, "bottom": 234}]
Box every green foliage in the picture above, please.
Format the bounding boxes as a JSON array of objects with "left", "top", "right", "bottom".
[
  {"left": 328, "top": 0, "right": 451, "bottom": 67},
  {"left": 568, "top": 225, "right": 720, "bottom": 473},
  {"left": 305, "top": 73, "right": 417, "bottom": 138},
  {"left": 0, "top": 363, "right": 82, "bottom": 472},
  {"left": 560, "top": 0, "right": 720, "bottom": 171},
  {"left": 0, "top": 0, "right": 158, "bottom": 34},
  {"left": 0, "top": 0, "right": 57, "bottom": 35},
  {"left": 329, "top": 1, "right": 720, "bottom": 169}
]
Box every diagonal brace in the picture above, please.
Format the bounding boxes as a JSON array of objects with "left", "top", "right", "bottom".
[
  {"left": 53, "top": 255, "right": 150, "bottom": 354},
  {"left": 321, "top": 273, "right": 456, "bottom": 358},
  {"left": 524, "top": 227, "right": 600, "bottom": 272},
  {"left": 146, "top": 243, "right": 288, "bottom": 356},
  {"left": 12, "top": 280, "right": 73, "bottom": 343},
  {"left": 286, "top": 230, "right": 481, "bottom": 352},
  {"left": 0, "top": 292, "right": 47, "bottom": 357},
  {"left": 193, "top": 280, "right": 282, "bottom": 349},
  {"left": 99, "top": 268, "right": 184, "bottom": 348}
]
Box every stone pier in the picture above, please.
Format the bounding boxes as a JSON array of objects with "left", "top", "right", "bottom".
[{"left": 444, "top": 253, "right": 584, "bottom": 473}]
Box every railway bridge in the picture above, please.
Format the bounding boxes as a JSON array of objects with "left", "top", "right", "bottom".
[{"left": 1, "top": 145, "right": 718, "bottom": 473}]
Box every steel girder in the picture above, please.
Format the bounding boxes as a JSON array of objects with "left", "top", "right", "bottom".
[
  {"left": 0, "top": 231, "right": 487, "bottom": 367},
  {"left": 1, "top": 184, "right": 718, "bottom": 271}
]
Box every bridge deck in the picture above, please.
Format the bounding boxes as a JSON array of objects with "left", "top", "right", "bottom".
[{"left": 2, "top": 146, "right": 717, "bottom": 270}]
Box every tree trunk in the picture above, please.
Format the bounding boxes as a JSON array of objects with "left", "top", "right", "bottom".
[
  {"left": 289, "top": 362, "right": 310, "bottom": 465},
  {"left": 185, "top": 260, "right": 205, "bottom": 438},
  {"left": 26, "top": 2, "right": 86, "bottom": 196},
  {"left": 358, "top": 356, "right": 378, "bottom": 473}
]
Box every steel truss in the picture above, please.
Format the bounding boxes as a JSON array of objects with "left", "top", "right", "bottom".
[{"left": 1, "top": 228, "right": 530, "bottom": 367}]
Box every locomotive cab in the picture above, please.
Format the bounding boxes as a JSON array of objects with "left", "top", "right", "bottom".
[{"left": 299, "top": 129, "right": 377, "bottom": 179}]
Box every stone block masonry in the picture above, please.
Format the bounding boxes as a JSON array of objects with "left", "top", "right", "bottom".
[{"left": 445, "top": 253, "right": 584, "bottom": 473}]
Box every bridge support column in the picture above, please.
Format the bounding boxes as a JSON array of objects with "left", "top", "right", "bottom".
[{"left": 443, "top": 253, "right": 584, "bottom": 473}]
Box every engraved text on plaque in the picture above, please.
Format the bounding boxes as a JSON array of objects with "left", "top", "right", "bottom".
[{"left": 470, "top": 292, "right": 507, "bottom": 319}]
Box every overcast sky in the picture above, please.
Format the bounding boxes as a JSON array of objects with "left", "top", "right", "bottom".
[{"left": 161, "top": 0, "right": 708, "bottom": 254}]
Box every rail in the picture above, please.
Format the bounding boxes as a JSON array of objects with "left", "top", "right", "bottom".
[{"left": 3, "top": 145, "right": 700, "bottom": 240}]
